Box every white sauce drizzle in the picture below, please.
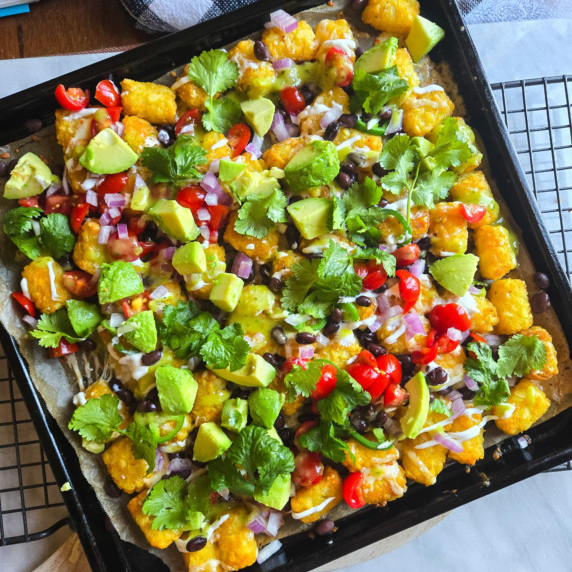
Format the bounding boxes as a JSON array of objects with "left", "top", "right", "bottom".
[{"left": 291, "top": 496, "right": 335, "bottom": 520}]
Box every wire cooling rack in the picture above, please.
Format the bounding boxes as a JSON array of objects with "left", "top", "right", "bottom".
[{"left": 0, "top": 75, "right": 570, "bottom": 547}]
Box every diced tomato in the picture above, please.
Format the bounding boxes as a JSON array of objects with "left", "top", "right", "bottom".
[
  {"left": 95, "top": 79, "right": 121, "bottom": 108},
  {"left": 363, "top": 269, "right": 387, "bottom": 290},
  {"left": 293, "top": 451, "right": 324, "bottom": 487},
  {"left": 176, "top": 185, "right": 205, "bottom": 211},
  {"left": 470, "top": 332, "right": 487, "bottom": 344},
  {"left": 283, "top": 356, "right": 309, "bottom": 375},
  {"left": 343, "top": 472, "right": 365, "bottom": 509},
  {"left": 127, "top": 215, "right": 148, "bottom": 236},
  {"left": 71, "top": 203, "right": 90, "bottom": 234},
  {"left": 357, "top": 349, "right": 378, "bottom": 368},
  {"left": 175, "top": 109, "right": 201, "bottom": 137},
  {"left": 411, "top": 344, "right": 438, "bottom": 365},
  {"left": 106, "top": 106, "right": 123, "bottom": 123},
  {"left": 97, "top": 172, "right": 129, "bottom": 197},
  {"left": 55, "top": 84, "right": 89, "bottom": 112},
  {"left": 44, "top": 194, "right": 71, "bottom": 215},
  {"left": 11, "top": 292, "right": 36, "bottom": 316},
  {"left": 227, "top": 123, "right": 251, "bottom": 158},
  {"left": 63, "top": 271, "right": 98, "bottom": 298},
  {"left": 207, "top": 204, "right": 229, "bottom": 233},
  {"left": 429, "top": 303, "right": 471, "bottom": 333},
  {"left": 395, "top": 269, "right": 421, "bottom": 313},
  {"left": 347, "top": 351, "right": 397, "bottom": 401},
  {"left": 138, "top": 241, "right": 157, "bottom": 259},
  {"left": 353, "top": 262, "right": 369, "bottom": 279},
  {"left": 376, "top": 354, "right": 401, "bottom": 385},
  {"left": 458, "top": 203, "right": 487, "bottom": 224},
  {"left": 383, "top": 383, "right": 408, "bottom": 408},
  {"left": 280, "top": 87, "right": 306, "bottom": 115},
  {"left": 107, "top": 230, "right": 143, "bottom": 262},
  {"left": 393, "top": 243, "right": 420, "bottom": 268},
  {"left": 310, "top": 363, "right": 337, "bottom": 400},
  {"left": 346, "top": 363, "right": 379, "bottom": 391},
  {"left": 18, "top": 196, "right": 39, "bottom": 208},
  {"left": 324, "top": 46, "right": 354, "bottom": 87},
  {"left": 48, "top": 339, "right": 79, "bottom": 359}
]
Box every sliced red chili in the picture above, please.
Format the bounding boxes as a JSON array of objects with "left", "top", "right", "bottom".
[
  {"left": 343, "top": 472, "right": 365, "bottom": 509},
  {"left": 396, "top": 269, "right": 421, "bottom": 313},
  {"left": 411, "top": 344, "right": 439, "bottom": 365},
  {"left": 18, "top": 196, "right": 39, "bottom": 208},
  {"left": 282, "top": 356, "right": 309, "bottom": 375},
  {"left": 55, "top": 84, "right": 89, "bottom": 112},
  {"left": 11, "top": 292, "right": 36, "bottom": 316},
  {"left": 470, "top": 332, "right": 487, "bottom": 344},
  {"left": 227, "top": 123, "right": 251, "bottom": 157},
  {"left": 95, "top": 79, "right": 121, "bottom": 108},
  {"left": 71, "top": 203, "right": 90, "bottom": 234},
  {"left": 48, "top": 339, "right": 79, "bottom": 359},
  {"left": 105, "top": 106, "right": 123, "bottom": 123}
]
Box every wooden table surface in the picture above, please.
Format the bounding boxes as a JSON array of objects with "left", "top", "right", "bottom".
[{"left": 0, "top": 0, "right": 160, "bottom": 59}]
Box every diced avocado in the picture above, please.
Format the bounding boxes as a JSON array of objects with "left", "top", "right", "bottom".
[
  {"left": 121, "top": 310, "right": 157, "bottom": 354},
  {"left": 429, "top": 253, "right": 479, "bottom": 297},
  {"left": 400, "top": 371, "right": 430, "bottom": 439},
  {"left": 172, "top": 242, "right": 206, "bottom": 275},
  {"left": 284, "top": 140, "right": 340, "bottom": 190},
  {"left": 82, "top": 438, "right": 105, "bottom": 454},
  {"left": 219, "top": 159, "right": 246, "bottom": 183},
  {"left": 248, "top": 388, "right": 284, "bottom": 429},
  {"left": 79, "top": 128, "right": 138, "bottom": 174},
  {"left": 130, "top": 180, "right": 152, "bottom": 212},
  {"left": 209, "top": 272, "right": 244, "bottom": 312},
  {"left": 355, "top": 37, "right": 398, "bottom": 74},
  {"left": 193, "top": 422, "right": 232, "bottom": 462},
  {"left": 212, "top": 353, "right": 276, "bottom": 388},
  {"left": 148, "top": 199, "right": 199, "bottom": 243},
  {"left": 221, "top": 398, "right": 249, "bottom": 433},
  {"left": 155, "top": 364, "right": 198, "bottom": 414},
  {"left": 405, "top": 15, "right": 445, "bottom": 63},
  {"left": 287, "top": 197, "right": 333, "bottom": 240},
  {"left": 240, "top": 98, "right": 275, "bottom": 137},
  {"left": 66, "top": 300, "right": 102, "bottom": 338},
  {"left": 230, "top": 169, "right": 281, "bottom": 202},
  {"left": 253, "top": 473, "right": 291, "bottom": 510},
  {"left": 98, "top": 261, "right": 144, "bottom": 304},
  {"left": 3, "top": 152, "right": 59, "bottom": 199}
]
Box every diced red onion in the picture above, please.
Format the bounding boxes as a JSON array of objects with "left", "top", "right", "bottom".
[
  {"left": 460, "top": 329, "right": 471, "bottom": 343},
  {"left": 267, "top": 9, "right": 298, "bottom": 33},
  {"left": 286, "top": 123, "right": 299, "bottom": 137},
  {"left": 447, "top": 389, "right": 463, "bottom": 403},
  {"left": 245, "top": 143, "right": 262, "bottom": 159},
  {"left": 379, "top": 305, "right": 402, "bottom": 324},
  {"left": 22, "top": 315, "right": 38, "bottom": 328},
  {"left": 61, "top": 169, "right": 70, "bottom": 195},
  {"left": 232, "top": 252, "right": 253, "bottom": 279},
  {"left": 289, "top": 112, "right": 299, "bottom": 125},
  {"left": 450, "top": 394, "right": 466, "bottom": 417},
  {"left": 111, "top": 122, "right": 125, "bottom": 137},
  {"left": 109, "top": 313, "right": 125, "bottom": 328},
  {"left": 271, "top": 111, "right": 291, "bottom": 142},
  {"left": 447, "top": 327, "right": 463, "bottom": 342},
  {"left": 403, "top": 312, "right": 425, "bottom": 340},
  {"left": 408, "top": 258, "right": 426, "bottom": 277},
  {"left": 99, "top": 211, "right": 111, "bottom": 226},
  {"left": 208, "top": 159, "right": 221, "bottom": 174},
  {"left": 272, "top": 58, "right": 294, "bottom": 71},
  {"left": 200, "top": 171, "right": 231, "bottom": 205},
  {"left": 155, "top": 448, "right": 166, "bottom": 472},
  {"left": 205, "top": 192, "right": 219, "bottom": 206},
  {"left": 319, "top": 102, "right": 344, "bottom": 129},
  {"left": 197, "top": 208, "right": 211, "bottom": 222},
  {"left": 376, "top": 292, "right": 390, "bottom": 313},
  {"left": 160, "top": 246, "right": 176, "bottom": 260},
  {"left": 104, "top": 193, "right": 126, "bottom": 208},
  {"left": 433, "top": 432, "right": 464, "bottom": 453},
  {"left": 257, "top": 540, "right": 282, "bottom": 564},
  {"left": 199, "top": 226, "right": 210, "bottom": 241},
  {"left": 383, "top": 417, "right": 403, "bottom": 438},
  {"left": 369, "top": 317, "right": 383, "bottom": 333},
  {"left": 468, "top": 285, "right": 480, "bottom": 294},
  {"left": 463, "top": 374, "right": 478, "bottom": 391},
  {"left": 247, "top": 511, "right": 268, "bottom": 534},
  {"left": 315, "top": 333, "right": 329, "bottom": 346},
  {"left": 108, "top": 207, "right": 121, "bottom": 219},
  {"left": 299, "top": 346, "right": 314, "bottom": 360},
  {"left": 98, "top": 225, "right": 114, "bottom": 244},
  {"left": 150, "top": 285, "right": 169, "bottom": 300},
  {"left": 167, "top": 457, "right": 193, "bottom": 478},
  {"left": 45, "top": 183, "right": 62, "bottom": 198},
  {"left": 266, "top": 512, "right": 283, "bottom": 537},
  {"left": 385, "top": 109, "right": 404, "bottom": 136},
  {"left": 116, "top": 223, "right": 128, "bottom": 239},
  {"left": 483, "top": 334, "right": 503, "bottom": 347},
  {"left": 86, "top": 189, "right": 98, "bottom": 206}
]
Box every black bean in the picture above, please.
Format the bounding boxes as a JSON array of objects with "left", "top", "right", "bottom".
[
  {"left": 355, "top": 47, "right": 365, "bottom": 59},
  {"left": 354, "top": 327, "right": 376, "bottom": 348},
  {"left": 338, "top": 113, "right": 358, "bottom": 128},
  {"left": 425, "top": 367, "right": 448, "bottom": 387},
  {"left": 109, "top": 378, "right": 124, "bottom": 394},
  {"left": 324, "top": 121, "right": 340, "bottom": 141},
  {"left": 24, "top": 118, "right": 43, "bottom": 134},
  {"left": 374, "top": 283, "right": 388, "bottom": 294},
  {"left": 268, "top": 277, "right": 283, "bottom": 293},
  {"left": 396, "top": 354, "right": 414, "bottom": 374},
  {"left": 533, "top": 272, "right": 550, "bottom": 290},
  {"left": 231, "top": 388, "right": 252, "bottom": 400},
  {"left": 278, "top": 427, "right": 295, "bottom": 447},
  {"left": 186, "top": 536, "right": 207, "bottom": 552},
  {"left": 274, "top": 414, "right": 286, "bottom": 431},
  {"left": 298, "top": 412, "right": 320, "bottom": 423},
  {"left": 330, "top": 308, "right": 343, "bottom": 323},
  {"left": 260, "top": 263, "right": 272, "bottom": 284},
  {"left": 340, "top": 160, "right": 357, "bottom": 176},
  {"left": 349, "top": 412, "right": 368, "bottom": 433},
  {"left": 531, "top": 292, "right": 550, "bottom": 314},
  {"left": 336, "top": 170, "right": 356, "bottom": 190},
  {"left": 378, "top": 198, "right": 389, "bottom": 208},
  {"left": 254, "top": 40, "right": 271, "bottom": 61},
  {"left": 6, "top": 158, "right": 18, "bottom": 175},
  {"left": 296, "top": 332, "right": 316, "bottom": 344},
  {"left": 322, "top": 321, "right": 340, "bottom": 337},
  {"left": 104, "top": 478, "right": 122, "bottom": 499},
  {"left": 286, "top": 224, "right": 301, "bottom": 250},
  {"left": 459, "top": 387, "right": 476, "bottom": 400},
  {"left": 380, "top": 107, "right": 393, "bottom": 120},
  {"left": 137, "top": 399, "right": 158, "bottom": 413},
  {"left": 271, "top": 326, "right": 288, "bottom": 345},
  {"left": 140, "top": 221, "right": 158, "bottom": 242},
  {"left": 315, "top": 519, "right": 335, "bottom": 536},
  {"left": 78, "top": 338, "right": 97, "bottom": 352},
  {"left": 300, "top": 86, "right": 314, "bottom": 106},
  {"left": 356, "top": 404, "right": 377, "bottom": 423},
  {"left": 366, "top": 343, "right": 385, "bottom": 357},
  {"left": 347, "top": 152, "right": 367, "bottom": 167},
  {"left": 342, "top": 84, "right": 354, "bottom": 96},
  {"left": 355, "top": 295, "right": 372, "bottom": 307},
  {"left": 372, "top": 410, "right": 388, "bottom": 428},
  {"left": 416, "top": 236, "right": 432, "bottom": 251},
  {"left": 263, "top": 352, "right": 280, "bottom": 368},
  {"left": 142, "top": 349, "right": 162, "bottom": 366},
  {"left": 372, "top": 162, "right": 388, "bottom": 177},
  {"left": 351, "top": 0, "right": 368, "bottom": 10},
  {"left": 0, "top": 161, "right": 7, "bottom": 177}
]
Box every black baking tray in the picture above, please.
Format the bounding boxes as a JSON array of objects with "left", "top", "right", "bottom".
[{"left": 1, "top": 1, "right": 571, "bottom": 571}]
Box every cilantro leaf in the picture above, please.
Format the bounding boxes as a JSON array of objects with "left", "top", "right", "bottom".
[
  {"left": 284, "top": 359, "right": 329, "bottom": 401},
  {"left": 203, "top": 97, "right": 242, "bottom": 133},
  {"left": 68, "top": 394, "right": 122, "bottom": 442},
  {"left": 3, "top": 206, "right": 44, "bottom": 259},
  {"left": 410, "top": 169, "right": 457, "bottom": 208},
  {"left": 280, "top": 258, "right": 320, "bottom": 312},
  {"left": 342, "top": 177, "right": 382, "bottom": 212},
  {"left": 379, "top": 134, "right": 415, "bottom": 180},
  {"left": 353, "top": 247, "right": 396, "bottom": 277},
  {"left": 428, "top": 117, "right": 473, "bottom": 169},
  {"left": 317, "top": 369, "right": 370, "bottom": 425},
  {"left": 123, "top": 422, "right": 157, "bottom": 473},
  {"left": 187, "top": 49, "right": 239, "bottom": 98},
  {"left": 497, "top": 334, "right": 547, "bottom": 378},
  {"left": 9, "top": 235, "right": 44, "bottom": 260},
  {"left": 352, "top": 67, "right": 409, "bottom": 115},
  {"left": 429, "top": 398, "right": 452, "bottom": 417},
  {"left": 330, "top": 195, "right": 346, "bottom": 230},
  {"left": 30, "top": 309, "right": 83, "bottom": 348},
  {"left": 298, "top": 421, "right": 350, "bottom": 463},
  {"left": 234, "top": 189, "right": 287, "bottom": 238},
  {"left": 40, "top": 213, "right": 76, "bottom": 259},
  {"left": 202, "top": 322, "right": 250, "bottom": 371},
  {"left": 209, "top": 426, "right": 295, "bottom": 496},
  {"left": 465, "top": 342, "right": 509, "bottom": 407}
]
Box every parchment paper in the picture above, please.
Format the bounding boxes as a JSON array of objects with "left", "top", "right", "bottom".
[{"left": 0, "top": 2, "right": 570, "bottom": 571}]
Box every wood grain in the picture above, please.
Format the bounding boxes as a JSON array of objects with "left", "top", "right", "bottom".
[
  {"left": 32, "top": 533, "right": 90, "bottom": 572},
  {"left": 0, "top": 0, "right": 159, "bottom": 60}
]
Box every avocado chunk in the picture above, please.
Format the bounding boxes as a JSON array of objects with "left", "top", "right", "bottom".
[
  {"left": 230, "top": 169, "right": 281, "bottom": 202},
  {"left": 287, "top": 197, "right": 333, "bottom": 240},
  {"left": 193, "top": 422, "right": 232, "bottom": 462},
  {"left": 429, "top": 253, "right": 479, "bottom": 297},
  {"left": 355, "top": 37, "right": 398, "bottom": 74},
  {"left": 405, "top": 15, "right": 445, "bottom": 63},
  {"left": 155, "top": 364, "right": 198, "bottom": 414},
  {"left": 284, "top": 140, "right": 340, "bottom": 190},
  {"left": 79, "top": 128, "right": 138, "bottom": 174},
  {"left": 172, "top": 242, "right": 206, "bottom": 275},
  {"left": 209, "top": 272, "right": 244, "bottom": 312},
  {"left": 221, "top": 398, "right": 249, "bottom": 433},
  {"left": 66, "top": 300, "right": 102, "bottom": 338},
  {"left": 248, "top": 388, "right": 284, "bottom": 429},
  {"left": 130, "top": 179, "right": 152, "bottom": 212},
  {"left": 212, "top": 353, "right": 276, "bottom": 388},
  {"left": 219, "top": 159, "right": 246, "bottom": 183},
  {"left": 253, "top": 473, "right": 291, "bottom": 510},
  {"left": 400, "top": 371, "right": 430, "bottom": 439},
  {"left": 3, "top": 152, "right": 59, "bottom": 199},
  {"left": 98, "top": 261, "right": 144, "bottom": 304},
  {"left": 121, "top": 310, "right": 157, "bottom": 354},
  {"left": 148, "top": 199, "right": 199, "bottom": 243},
  {"left": 240, "top": 98, "right": 275, "bottom": 137}
]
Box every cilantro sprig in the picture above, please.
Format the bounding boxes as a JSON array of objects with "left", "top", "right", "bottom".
[
  {"left": 187, "top": 49, "right": 241, "bottom": 133},
  {"left": 352, "top": 66, "right": 409, "bottom": 115},
  {"left": 30, "top": 309, "right": 83, "bottom": 348},
  {"left": 234, "top": 189, "right": 288, "bottom": 238}
]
